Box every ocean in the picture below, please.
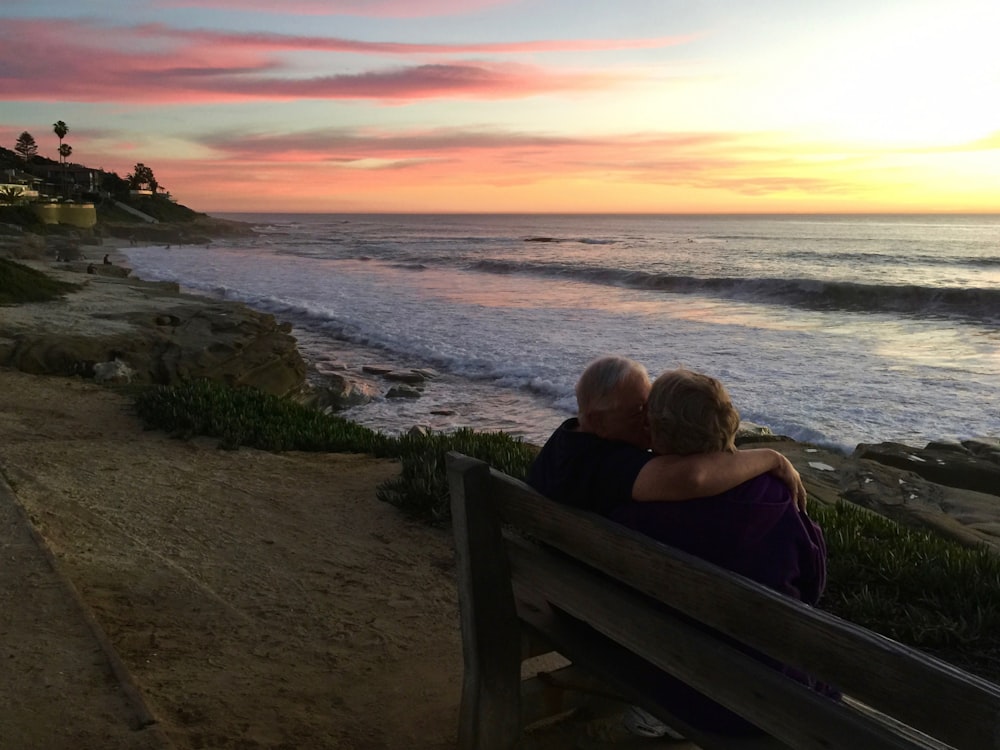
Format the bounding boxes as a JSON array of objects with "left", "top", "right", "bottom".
[{"left": 120, "top": 213, "right": 1000, "bottom": 453}]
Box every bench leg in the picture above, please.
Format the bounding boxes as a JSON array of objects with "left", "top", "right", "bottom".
[{"left": 450, "top": 455, "right": 523, "bottom": 749}]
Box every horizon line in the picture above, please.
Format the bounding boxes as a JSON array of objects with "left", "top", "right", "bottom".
[{"left": 205, "top": 209, "right": 1000, "bottom": 216}]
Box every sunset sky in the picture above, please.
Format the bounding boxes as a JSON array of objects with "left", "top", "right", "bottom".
[{"left": 2, "top": 0, "right": 998, "bottom": 213}]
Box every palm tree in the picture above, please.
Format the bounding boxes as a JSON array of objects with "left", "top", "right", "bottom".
[
  {"left": 58, "top": 144, "right": 72, "bottom": 163},
  {"left": 53, "top": 121, "right": 69, "bottom": 164},
  {"left": 0, "top": 186, "right": 25, "bottom": 205}
]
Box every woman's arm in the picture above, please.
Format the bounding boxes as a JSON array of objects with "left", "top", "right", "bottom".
[{"left": 631, "top": 448, "right": 807, "bottom": 509}]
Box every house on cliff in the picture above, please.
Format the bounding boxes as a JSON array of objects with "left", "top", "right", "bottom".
[{"left": 0, "top": 169, "right": 41, "bottom": 201}]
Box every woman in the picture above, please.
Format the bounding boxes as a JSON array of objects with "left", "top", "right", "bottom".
[{"left": 610, "top": 368, "right": 836, "bottom": 735}]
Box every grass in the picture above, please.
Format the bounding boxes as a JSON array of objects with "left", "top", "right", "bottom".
[
  {"left": 132, "top": 379, "right": 1000, "bottom": 681},
  {"left": 0, "top": 258, "right": 80, "bottom": 304}
]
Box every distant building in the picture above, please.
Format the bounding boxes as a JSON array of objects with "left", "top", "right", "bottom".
[{"left": 40, "top": 165, "right": 103, "bottom": 197}]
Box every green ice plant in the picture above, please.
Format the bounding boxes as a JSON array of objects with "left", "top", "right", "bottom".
[{"left": 0, "top": 259, "right": 80, "bottom": 304}]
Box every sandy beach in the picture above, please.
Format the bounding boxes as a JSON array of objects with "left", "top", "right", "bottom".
[{"left": 0, "top": 367, "right": 464, "bottom": 749}]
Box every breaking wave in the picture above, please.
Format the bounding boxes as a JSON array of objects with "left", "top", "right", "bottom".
[{"left": 468, "top": 259, "right": 999, "bottom": 321}]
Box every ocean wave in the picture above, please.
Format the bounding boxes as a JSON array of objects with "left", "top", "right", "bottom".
[
  {"left": 777, "top": 249, "right": 1000, "bottom": 269},
  {"left": 468, "top": 259, "right": 1000, "bottom": 321},
  {"left": 523, "top": 236, "right": 617, "bottom": 245}
]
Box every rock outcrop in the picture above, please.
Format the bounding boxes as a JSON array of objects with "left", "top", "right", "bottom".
[
  {"left": 853, "top": 440, "right": 1000, "bottom": 496},
  {"left": 297, "top": 373, "right": 380, "bottom": 412},
  {"left": 0, "top": 267, "right": 306, "bottom": 397},
  {"left": 741, "top": 438, "right": 1000, "bottom": 552}
]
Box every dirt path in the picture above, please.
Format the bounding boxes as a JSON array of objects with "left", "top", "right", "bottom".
[{"left": 0, "top": 369, "right": 463, "bottom": 749}]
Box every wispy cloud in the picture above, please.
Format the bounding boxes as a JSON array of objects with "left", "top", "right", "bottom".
[
  {"left": 191, "top": 125, "right": 857, "bottom": 196},
  {"left": 158, "top": 0, "right": 517, "bottom": 18},
  {"left": 0, "top": 19, "right": 647, "bottom": 103}
]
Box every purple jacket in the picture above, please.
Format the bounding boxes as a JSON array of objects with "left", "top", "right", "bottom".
[
  {"left": 608, "top": 472, "right": 835, "bottom": 734},
  {"left": 609, "top": 473, "right": 826, "bottom": 605}
]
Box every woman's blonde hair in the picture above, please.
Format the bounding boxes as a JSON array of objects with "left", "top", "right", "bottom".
[{"left": 647, "top": 368, "right": 740, "bottom": 455}]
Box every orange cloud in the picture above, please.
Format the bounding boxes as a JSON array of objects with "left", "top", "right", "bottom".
[
  {"left": 0, "top": 19, "right": 639, "bottom": 104},
  {"left": 129, "top": 125, "right": 948, "bottom": 213},
  {"left": 163, "top": 126, "right": 861, "bottom": 202}
]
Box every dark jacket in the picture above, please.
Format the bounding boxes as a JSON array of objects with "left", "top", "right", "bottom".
[{"left": 526, "top": 417, "right": 653, "bottom": 514}]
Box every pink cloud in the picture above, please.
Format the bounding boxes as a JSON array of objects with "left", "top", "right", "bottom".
[
  {"left": 0, "top": 19, "right": 640, "bottom": 103},
  {"left": 200, "top": 128, "right": 581, "bottom": 163},
  {"left": 159, "top": 0, "right": 517, "bottom": 18}
]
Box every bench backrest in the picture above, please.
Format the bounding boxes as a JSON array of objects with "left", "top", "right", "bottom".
[{"left": 447, "top": 452, "right": 1000, "bottom": 750}]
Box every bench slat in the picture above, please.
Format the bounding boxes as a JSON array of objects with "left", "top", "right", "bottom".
[
  {"left": 508, "top": 539, "right": 948, "bottom": 750},
  {"left": 516, "top": 588, "right": 793, "bottom": 750},
  {"left": 481, "top": 463, "right": 1000, "bottom": 750}
]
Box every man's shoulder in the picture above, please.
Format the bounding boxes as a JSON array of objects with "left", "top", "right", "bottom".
[
  {"left": 538, "top": 418, "right": 647, "bottom": 460},
  {"left": 527, "top": 418, "right": 651, "bottom": 509}
]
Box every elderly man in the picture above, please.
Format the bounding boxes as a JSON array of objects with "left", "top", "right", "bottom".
[{"left": 528, "top": 356, "right": 806, "bottom": 512}]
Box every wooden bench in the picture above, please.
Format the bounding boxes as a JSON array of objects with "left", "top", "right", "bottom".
[{"left": 446, "top": 452, "right": 1000, "bottom": 750}]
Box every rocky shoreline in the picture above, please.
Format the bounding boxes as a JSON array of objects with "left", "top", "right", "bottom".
[
  {"left": 2, "top": 227, "right": 998, "bottom": 553},
  {"left": 736, "top": 433, "right": 1000, "bottom": 552},
  {"left": 0, "top": 256, "right": 308, "bottom": 398}
]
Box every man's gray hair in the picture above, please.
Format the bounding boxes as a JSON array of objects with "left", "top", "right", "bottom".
[{"left": 575, "top": 356, "right": 649, "bottom": 414}]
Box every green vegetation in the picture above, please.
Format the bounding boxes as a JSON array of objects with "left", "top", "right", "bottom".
[
  {"left": 115, "top": 195, "right": 203, "bottom": 224},
  {"left": 132, "top": 379, "right": 1000, "bottom": 679},
  {"left": 378, "top": 428, "right": 537, "bottom": 524},
  {"left": 0, "top": 258, "right": 80, "bottom": 304},
  {"left": 126, "top": 163, "right": 158, "bottom": 193},
  {"left": 815, "top": 500, "right": 1000, "bottom": 675},
  {"left": 135, "top": 379, "right": 394, "bottom": 456}
]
